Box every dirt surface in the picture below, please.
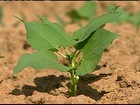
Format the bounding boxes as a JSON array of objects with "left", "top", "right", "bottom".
[{"left": 0, "top": 1, "right": 140, "bottom": 104}]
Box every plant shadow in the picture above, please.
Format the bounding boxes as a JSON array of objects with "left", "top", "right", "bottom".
[
  {"left": 10, "top": 75, "right": 69, "bottom": 96},
  {"left": 77, "top": 73, "right": 112, "bottom": 100},
  {"left": 10, "top": 73, "right": 111, "bottom": 101}
]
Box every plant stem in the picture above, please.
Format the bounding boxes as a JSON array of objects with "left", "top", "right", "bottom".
[
  {"left": 68, "top": 56, "right": 79, "bottom": 97},
  {"left": 59, "top": 48, "right": 80, "bottom": 97},
  {"left": 64, "top": 48, "right": 71, "bottom": 55},
  {"left": 71, "top": 50, "right": 78, "bottom": 60},
  {"left": 57, "top": 52, "right": 66, "bottom": 59},
  {"left": 57, "top": 49, "right": 79, "bottom": 97},
  {"left": 75, "top": 50, "right": 80, "bottom": 58},
  {"left": 69, "top": 69, "right": 79, "bottom": 97}
]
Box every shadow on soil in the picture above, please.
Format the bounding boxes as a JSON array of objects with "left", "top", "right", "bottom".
[
  {"left": 78, "top": 73, "right": 111, "bottom": 100},
  {"left": 10, "top": 75, "right": 68, "bottom": 96},
  {"left": 10, "top": 73, "right": 111, "bottom": 101}
]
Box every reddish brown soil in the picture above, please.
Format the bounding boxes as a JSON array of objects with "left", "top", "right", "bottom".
[{"left": 0, "top": 1, "right": 140, "bottom": 104}]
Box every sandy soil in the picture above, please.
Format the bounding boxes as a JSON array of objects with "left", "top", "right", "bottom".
[{"left": 0, "top": 1, "right": 140, "bottom": 104}]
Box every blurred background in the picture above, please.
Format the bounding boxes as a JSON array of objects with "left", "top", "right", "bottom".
[{"left": 0, "top": 1, "right": 140, "bottom": 60}]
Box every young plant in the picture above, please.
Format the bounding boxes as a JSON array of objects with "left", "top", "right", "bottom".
[
  {"left": 0, "top": 6, "right": 5, "bottom": 26},
  {"left": 129, "top": 11, "right": 140, "bottom": 31},
  {"left": 56, "top": 2, "right": 97, "bottom": 27},
  {"left": 13, "top": 10, "right": 122, "bottom": 97},
  {"left": 67, "top": 1, "right": 97, "bottom": 22}
]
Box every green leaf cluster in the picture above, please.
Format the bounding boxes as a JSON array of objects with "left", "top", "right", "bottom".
[
  {"left": 14, "top": 16, "right": 75, "bottom": 74},
  {"left": 14, "top": 9, "right": 122, "bottom": 76},
  {"left": 13, "top": 8, "right": 122, "bottom": 96}
]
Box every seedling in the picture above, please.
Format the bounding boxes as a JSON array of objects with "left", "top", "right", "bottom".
[
  {"left": 129, "top": 11, "right": 140, "bottom": 31},
  {"left": 56, "top": 2, "right": 97, "bottom": 27},
  {"left": 13, "top": 10, "right": 122, "bottom": 97},
  {"left": 0, "top": 6, "right": 5, "bottom": 26},
  {"left": 66, "top": 2, "right": 97, "bottom": 22}
]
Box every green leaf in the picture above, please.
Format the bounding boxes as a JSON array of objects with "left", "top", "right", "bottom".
[
  {"left": 106, "top": 4, "right": 130, "bottom": 24},
  {"left": 77, "top": 1, "right": 97, "bottom": 19},
  {"left": 39, "top": 16, "right": 75, "bottom": 45},
  {"left": 72, "top": 12, "right": 122, "bottom": 42},
  {"left": 14, "top": 49, "right": 71, "bottom": 74},
  {"left": 76, "top": 28, "right": 118, "bottom": 76},
  {"left": 115, "top": 12, "right": 130, "bottom": 24},
  {"left": 74, "top": 24, "right": 105, "bottom": 50},
  {"left": 106, "top": 4, "right": 120, "bottom": 14},
  {"left": 74, "top": 31, "right": 94, "bottom": 50},
  {"left": 114, "top": 8, "right": 130, "bottom": 24},
  {"left": 25, "top": 17, "right": 75, "bottom": 51}
]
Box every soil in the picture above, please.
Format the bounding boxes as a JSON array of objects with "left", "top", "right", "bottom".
[{"left": 0, "top": 1, "right": 140, "bottom": 104}]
